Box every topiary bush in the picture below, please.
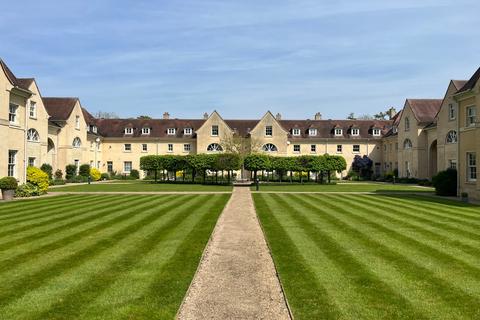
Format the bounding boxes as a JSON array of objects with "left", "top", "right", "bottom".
[
  {"left": 0, "top": 177, "right": 18, "bottom": 190},
  {"left": 40, "top": 163, "right": 53, "bottom": 179},
  {"left": 54, "top": 169, "right": 63, "bottom": 180},
  {"left": 90, "top": 168, "right": 101, "bottom": 181},
  {"left": 130, "top": 169, "right": 140, "bottom": 179},
  {"left": 432, "top": 168, "right": 457, "bottom": 196},
  {"left": 65, "top": 165, "right": 77, "bottom": 180},
  {"left": 100, "top": 173, "right": 110, "bottom": 180},
  {"left": 27, "top": 166, "right": 49, "bottom": 194},
  {"left": 79, "top": 164, "right": 91, "bottom": 178}
]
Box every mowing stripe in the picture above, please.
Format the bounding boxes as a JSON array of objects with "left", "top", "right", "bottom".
[
  {"left": 0, "top": 195, "right": 145, "bottom": 251},
  {"left": 388, "top": 194, "right": 480, "bottom": 216},
  {"left": 0, "top": 194, "right": 88, "bottom": 215},
  {"left": 291, "top": 194, "right": 480, "bottom": 317},
  {"left": 341, "top": 195, "right": 480, "bottom": 258},
  {"left": 0, "top": 195, "right": 199, "bottom": 309},
  {"left": 315, "top": 194, "right": 480, "bottom": 279},
  {"left": 0, "top": 195, "right": 121, "bottom": 237},
  {"left": 0, "top": 194, "right": 97, "bottom": 219},
  {"left": 34, "top": 194, "right": 229, "bottom": 320},
  {"left": 0, "top": 195, "right": 173, "bottom": 274},
  {"left": 0, "top": 195, "right": 104, "bottom": 224},
  {"left": 1, "top": 195, "right": 208, "bottom": 318},
  {"left": 376, "top": 195, "right": 480, "bottom": 224},
  {"left": 270, "top": 194, "right": 426, "bottom": 320},
  {"left": 253, "top": 194, "right": 340, "bottom": 320}
]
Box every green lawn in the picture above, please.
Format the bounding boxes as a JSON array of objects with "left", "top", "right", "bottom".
[
  {"left": 50, "top": 182, "right": 232, "bottom": 192},
  {"left": 252, "top": 182, "right": 434, "bottom": 193},
  {"left": 0, "top": 193, "right": 230, "bottom": 319},
  {"left": 254, "top": 193, "right": 480, "bottom": 319}
]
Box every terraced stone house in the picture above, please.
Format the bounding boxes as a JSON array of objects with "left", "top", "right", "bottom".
[{"left": 1, "top": 59, "right": 479, "bottom": 200}]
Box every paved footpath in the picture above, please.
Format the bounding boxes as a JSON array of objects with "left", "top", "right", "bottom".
[{"left": 178, "top": 187, "right": 291, "bottom": 320}]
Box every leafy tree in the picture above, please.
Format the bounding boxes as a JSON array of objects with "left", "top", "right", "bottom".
[
  {"left": 351, "top": 155, "right": 373, "bottom": 180},
  {"left": 347, "top": 112, "right": 356, "bottom": 120},
  {"left": 79, "top": 164, "right": 91, "bottom": 178},
  {"left": 95, "top": 111, "right": 119, "bottom": 119},
  {"left": 137, "top": 115, "right": 152, "bottom": 119},
  {"left": 244, "top": 154, "right": 270, "bottom": 181},
  {"left": 65, "top": 164, "right": 77, "bottom": 180},
  {"left": 40, "top": 163, "right": 53, "bottom": 179}
]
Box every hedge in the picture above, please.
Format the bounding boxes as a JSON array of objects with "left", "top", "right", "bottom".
[{"left": 432, "top": 169, "right": 457, "bottom": 196}]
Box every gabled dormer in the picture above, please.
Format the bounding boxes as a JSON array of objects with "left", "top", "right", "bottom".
[
  {"left": 349, "top": 125, "right": 360, "bottom": 136},
  {"left": 333, "top": 124, "right": 343, "bottom": 137}
]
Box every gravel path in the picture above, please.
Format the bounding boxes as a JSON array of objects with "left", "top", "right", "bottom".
[{"left": 178, "top": 187, "right": 291, "bottom": 320}]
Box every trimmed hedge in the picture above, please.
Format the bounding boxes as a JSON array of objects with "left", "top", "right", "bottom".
[{"left": 432, "top": 169, "right": 457, "bottom": 196}]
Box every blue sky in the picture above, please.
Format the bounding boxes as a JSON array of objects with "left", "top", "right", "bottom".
[{"left": 1, "top": 0, "right": 479, "bottom": 119}]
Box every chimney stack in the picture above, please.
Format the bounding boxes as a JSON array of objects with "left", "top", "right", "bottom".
[
  {"left": 275, "top": 113, "right": 282, "bottom": 120},
  {"left": 387, "top": 107, "right": 397, "bottom": 120},
  {"left": 163, "top": 112, "right": 170, "bottom": 119},
  {"left": 314, "top": 112, "right": 322, "bottom": 120},
  {"left": 203, "top": 112, "right": 209, "bottom": 119}
]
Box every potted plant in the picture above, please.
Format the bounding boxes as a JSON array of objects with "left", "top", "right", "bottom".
[
  {"left": 461, "top": 192, "right": 469, "bottom": 203},
  {"left": 0, "top": 177, "right": 18, "bottom": 201}
]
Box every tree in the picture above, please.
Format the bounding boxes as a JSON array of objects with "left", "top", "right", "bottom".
[
  {"left": 357, "top": 114, "right": 373, "bottom": 120},
  {"left": 221, "top": 134, "right": 261, "bottom": 180},
  {"left": 351, "top": 155, "right": 373, "bottom": 180},
  {"left": 244, "top": 154, "right": 270, "bottom": 181},
  {"left": 374, "top": 112, "right": 387, "bottom": 120},
  {"left": 137, "top": 115, "right": 152, "bottom": 119},
  {"left": 95, "top": 111, "right": 119, "bottom": 119},
  {"left": 347, "top": 113, "right": 356, "bottom": 120}
]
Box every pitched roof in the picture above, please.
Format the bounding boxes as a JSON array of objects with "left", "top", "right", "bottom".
[
  {"left": 43, "top": 97, "right": 79, "bottom": 121},
  {"left": 0, "top": 59, "right": 33, "bottom": 91},
  {"left": 406, "top": 99, "right": 443, "bottom": 124},
  {"left": 81, "top": 108, "right": 96, "bottom": 125},
  {"left": 452, "top": 80, "right": 468, "bottom": 90},
  {"left": 457, "top": 67, "right": 480, "bottom": 93}
]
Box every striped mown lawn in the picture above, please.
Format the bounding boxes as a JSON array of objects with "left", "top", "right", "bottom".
[
  {"left": 254, "top": 193, "right": 480, "bottom": 319},
  {"left": 251, "top": 182, "right": 434, "bottom": 193},
  {"left": 0, "top": 194, "right": 230, "bottom": 319},
  {"left": 50, "top": 182, "right": 232, "bottom": 192}
]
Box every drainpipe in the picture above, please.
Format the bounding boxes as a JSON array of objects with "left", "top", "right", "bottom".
[{"left": 23, "top": 98, "right": 28, "bottom": 184}]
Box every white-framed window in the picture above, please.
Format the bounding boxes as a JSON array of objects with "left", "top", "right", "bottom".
[
  {"left": 74, "top": 159, "right": 80, "bottom": 173},
  {"left": 337, "top": 144, "right": 342, "bottom": 153},
  {"left": 405, "top": 117, "right": 410, "bottom": 131},
  {"left": 167, "top": 143, "right": 173, "bottom": 152},
  {"left": 309, "top": 128, "right": 317, "bottom": 136},
  {"left": 90, "top": 160, "right": 94, "bottom": 167},
  {"left": 75, "top": 115, "right": 80, "bottom": 129},
  {"left": 89, "top": 125, "right": 98, "bottom": 133},
  {"left": 403, "top": 139, "right": 412, "bottom": 150},
  {"left": 142, "top": 144, "right": 148, "bottom": 152},
  {"left": 449, "top": 159, "right": 457, "bottom": 170},
  {"left": 28, "top": 157, "right": 36, "bottom": 167},
  {"left": 466, "top": 106, "right": 476, "bottom": 127},
  {"left": 184, "top": 144, "right": 191, "bottom": 152},
  {"left": 142, "top": 127, "right": 150, "bottom": 135},
  {"left": 207, "top": 143, "right": 223, "bottom": 152},
  {"left": 72, "top": 137, "right": 82, "bottom": 148},
  {"left": 446, "top": 130, "right": 457, "bottom": 144},
  {"left": 211, "top": 125, "right": 219, "bottom": 136},
  {"left": 353, "top": 145, "right": 360, "bottom": 153},
  {"left": 8, "top": 150, "right": 17, "bottom": 177},
  {"left": 107, "top": 161, "right": 113, "bottom": 172},
  {"left": 372, "top": 128, "right": 381, "bottom": 136},
  {"left": 448, "top": 104, "right": 456, "bottom": 120},
  {"left": 124, "top": 143, "right": 132, "bottom": 152},
  {"left": 334, "top": 128, "right": 342, "bottom": 136},
  {"left": 467, "top": 152, "right": 476, "bottom": 182},
  {"left": 265, "top": 126, "right": 273, "bottom": 136},
  {"left": 27, "top": 128, "right": 40, "bottom": 142},
  {"left": 292, "top": 128, "right": 301, "bottom": 136},
  {"left": 262, "top": 143, "right": 277, "bottom": 152},
  {"left": 167, "top": 128, "right": 176, "bottom": 135},
  {"left": 125, "top": 127, "right": 133, "bottom": 134},
  {"left": 293, "top": 144, "right": 300, "bottom": 153},
  {"left": 351, "top": 128, "right": 360, "bottom": 136},
  {"left": 124, "top": 161, "right": 132, "bottom": 173},
  {"left": 184, "top": 128, "right": 192, "bottom": 135},
  {"left": 29, "top": 101, "right": 37, "bottom": 118},
  {"left": 9, "top": 103, "right": 18, "bottom": 124},
  {"left": 310, "top": 144, "right": 316, "bottom": 153},
  {"left": 97, "top": 161, "right": 100, "bottom": 169}
]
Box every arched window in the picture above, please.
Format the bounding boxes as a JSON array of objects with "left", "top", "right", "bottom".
[
  {"left": 72, "top": 137, "right": 82, "bottom": 148},
  {"left": 403, "top": 139, "right": 412, "bottom": 150},
  {"left": 262, "top": 143, "right": 278, "bottom": 152},
  {"left": 207, "top": 143, "right": 223, "bottom": 152},
  {"left": 27, "top": 128, "right": 40, "bottom": 142},
  {"left": 446, "top": 130, "right": 457, "bottom": 144},
  {"left": 405, "top": 117, "right": 410, "bottom": 131}
]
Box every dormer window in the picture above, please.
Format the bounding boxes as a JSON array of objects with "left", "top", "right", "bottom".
[
  {"left": 124, "top": 127, "right": 133, "bottom": 134},
  {"left": 167, "top": 128, "right": 176, "bottom": 135},
  {"left": 309, "top": 128, "right": 317, "bottom": 136},
  {"left": 351, "top": 128, "right": 360, "bottom": 136},
  {"left": 372, "top": 128, "right": 381, "bottom": 136},
  {"left": 142, "top": 127, "right": 151, "bottom": 135},
  {"left": 184, "top": 128, "right": 193, "bottom": 135},
  {"left": 292, "top": 128, "right": 301, "bottom": 136},
  {"left": 334, "top": 128, "right": 343, "bottom": 136},
  {"left": 90, "top": 125, "right": 97, "bottom": 133}
]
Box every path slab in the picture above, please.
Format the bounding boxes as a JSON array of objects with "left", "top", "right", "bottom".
[{"left": 178, "top": 187, "right": 291, "bottom": 319}]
